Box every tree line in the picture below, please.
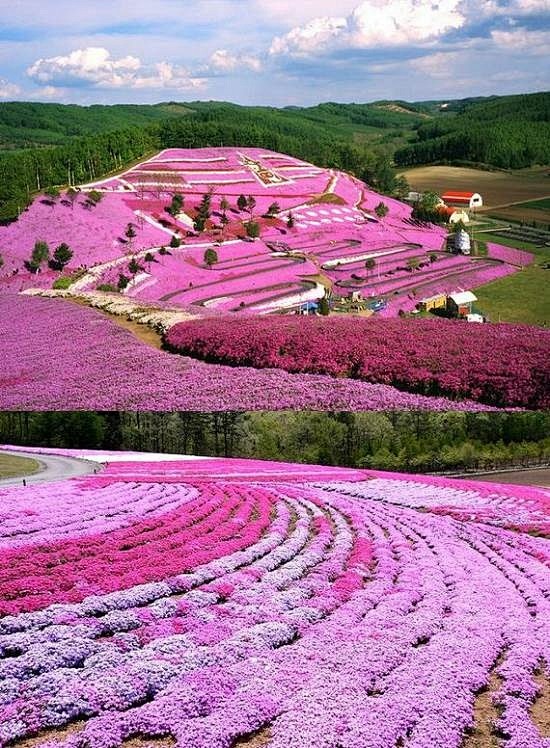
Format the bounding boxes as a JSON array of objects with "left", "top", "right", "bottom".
[
  {"left": 1, "top": 411, "right": 549, "bottom": 475},
  {"left": 0, "top": 101, "right": 192, "bottom": 150}
]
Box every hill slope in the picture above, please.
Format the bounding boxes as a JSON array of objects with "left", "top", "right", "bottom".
[
  {"left": 395, "top": 91, "right": 550, "bottom": 169},
  {"left": 0, "top": 102, "right": 194, "bottom": 149}
]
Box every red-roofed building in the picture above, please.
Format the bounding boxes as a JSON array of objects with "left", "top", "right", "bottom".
[
  {"left": 437, "top": 205, "right": 470, "bottom": 224},
  {"left": 441, "top": 191, "right": 483, "bottom": 209}
]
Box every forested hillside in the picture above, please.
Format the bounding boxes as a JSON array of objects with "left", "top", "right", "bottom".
[
  {"left": 1, "top": 92, "right": 548, "bottom": 222},
  {"left": 395, "top": 91, "right": 550, "bottom": 168},
  {"left": 0, "top": 102, "right": 193, "bottom": 149},
  {"left": 0, "top": 103, "right": 404, "bottom": 223}
]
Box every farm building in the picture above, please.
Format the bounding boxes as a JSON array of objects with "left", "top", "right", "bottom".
[
  {"left": 442, "top": 191, "right": 483, "bottom": 209},
  {"left": 418, "top": 293, "right": 447, "bottom": 312},
  {"left": 437, "top": 205, "right": 470, "bottom": 224},
  {"left": 454, "top": 229, "right": 471, "bottom": 254},
  {"left": 447, "top": 291, "right": 477, "bottom": 317}
]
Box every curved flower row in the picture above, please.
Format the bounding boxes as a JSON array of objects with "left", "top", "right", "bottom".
[
  {"left": 0, "top": 450, "right": 549, "bottom": 748},
  {"left": 166, "top": 315, "right": 550, "bottom": 408}
]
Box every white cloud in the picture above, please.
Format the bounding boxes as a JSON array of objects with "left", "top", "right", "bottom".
[
  {"left": 348, "top": 0, "right": 465, "bottom": 46},
  {"left": 509, "top": 0, "right": 550, "bottom": 12},
  {"left": 208, "top": 49, "right": 262, "bottom": 73},
  {"left": 490, "top": 27, "right": 550, "bottom": 53},
  {"left": 255, "top": 0, "right": 359, "bottom": 26},
  {"left": 462, "top": 0, "right": 550, "bottom": 18},
  {"left": 269, "top": 0, "right": 465, "bottom": 56},
  {"left": 270, "top": 16, "right": 347, "bottom": 56},
  {"left": 27, "top": 47, "right": 206, "bottom": 91},
  {"left": 33, "top": 85, "right": 62, "bottom": 98},
  {"left": 411, "top": 50, "right": 461, "bottom": 77},
  {"left": 0, "top": 79, "right": 21, "bottom": 99}
]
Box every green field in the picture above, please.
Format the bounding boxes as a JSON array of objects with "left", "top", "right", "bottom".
[
  {"left": 474, "top": 233, "right": 550, "bottom": 326},
  {"left": 0, "top": 453, "right": 40, "bottom": 479},
  {"left": 520, "top": 198, "right": 550, "bottom": 211}
]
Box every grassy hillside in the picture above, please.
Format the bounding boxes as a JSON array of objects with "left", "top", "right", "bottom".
[{"left": 474, "top": 235, "right": 550, "bottom": 327}]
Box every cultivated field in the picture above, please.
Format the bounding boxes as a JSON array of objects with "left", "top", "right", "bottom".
[
  {"left": 400, "top": 165, "right": 550, "bottom": 214},
  {"left": 471, "top": 468, "right": 550, "bottom": 488},
  {"left": 0, "top": 447, "right": 549, "bottom": 747}
]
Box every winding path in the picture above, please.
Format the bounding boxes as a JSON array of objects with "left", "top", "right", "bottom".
[{"left": 0, "top": 449, "right": 99, "bottom": 486}]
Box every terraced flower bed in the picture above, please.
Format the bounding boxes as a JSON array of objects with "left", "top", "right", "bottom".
[
  {"left": 0, "top": 147, "right": 531, "bottom": 316},
  {"left": 1, "top": 448, "right": 549, "bottom": 747},
  {"left": 166, "top": 316, "right": 550, "bottom": 409}
]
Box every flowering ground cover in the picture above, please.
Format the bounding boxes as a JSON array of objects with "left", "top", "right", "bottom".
[
  {"left": 0, "top": 147, "right": 531, "bottom": 314},
  {"left": 0, "top": 448, "right": 549, "bottom": 747},
  {"left": 0, "top": 294, "right": 493, "bottom": 411},
  {"left": 166, "top": 316, "right": 550, "bottom": 409}
]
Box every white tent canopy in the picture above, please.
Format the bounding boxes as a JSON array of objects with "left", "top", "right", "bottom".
[{"left": 449, "top": 291, "right": 477, "bottom": 305}]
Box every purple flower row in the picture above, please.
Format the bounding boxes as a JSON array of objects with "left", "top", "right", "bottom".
[{"left": 0, "top": 452, "right": 548, "bottom": 747}]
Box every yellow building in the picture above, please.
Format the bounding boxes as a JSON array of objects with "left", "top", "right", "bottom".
[{"left": 418, "top": 294, "right": 447, "bottom": 312}]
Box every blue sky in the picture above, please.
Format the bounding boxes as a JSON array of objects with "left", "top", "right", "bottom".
[{"left": 0, "top": 0, "right": 548, "bottom": 106}]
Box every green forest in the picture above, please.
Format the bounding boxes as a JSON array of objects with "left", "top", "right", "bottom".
[
  {"left": 395, "top": 91, "right": 550, "bottom": 168},
  {"left": 0, "top": 102, "right": 194, "bottom": 149},
  {"left": 1, "top": 411, "right": 549, "bottom": 475}
]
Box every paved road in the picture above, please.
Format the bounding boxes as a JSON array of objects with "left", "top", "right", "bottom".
[{"left": 0, "top": 449, "right": 99, "bottom": 486}]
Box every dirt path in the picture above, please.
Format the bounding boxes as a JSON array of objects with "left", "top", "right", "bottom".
[
  {"left": 532, "top": 666, "right": 550, "bottom": 737},
  {"left": 68, "top": 296, "right": 165, "bottom": 349}
]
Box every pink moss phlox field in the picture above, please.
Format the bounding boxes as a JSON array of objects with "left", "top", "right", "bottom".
[
  {"left": 0, "top": 192, "right": 167, "bottom": 276},
  {"left": 0, "top": 294, "right": 497, "bottom": 411},
  {"left": 166, "top": 316, "right": 550, "bottom": 409},
  {"left": 0, "top": 449, "right": 549, "bottom": 748},
  {"left": 0, "top": 147, "right": 532, "bottom": 313}
]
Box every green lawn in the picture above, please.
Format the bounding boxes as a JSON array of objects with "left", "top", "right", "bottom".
[
  {"left": 0, "top": 453, "right": 40, "bottom": 479},
  {"left": 473, "top": 233, "right": 550, "bottom": 326}
]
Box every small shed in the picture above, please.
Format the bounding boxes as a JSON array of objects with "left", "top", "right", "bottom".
[
  {"left": 447, "top": 291, "right": 477, "bottom": 317},
  {"left": 442, "top": 191, "right": 483, "bottom": 209},
  {"left": 418, "top": 293, "right": 447, "bottom": 312}
]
